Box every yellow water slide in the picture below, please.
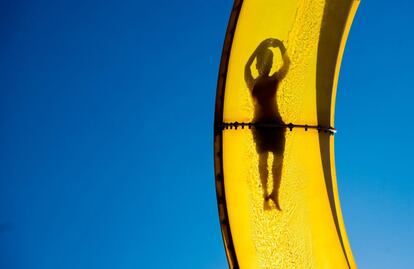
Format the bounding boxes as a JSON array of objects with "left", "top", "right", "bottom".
[{"left": 214, "top": 0, "right": 360, "bottom": 268}]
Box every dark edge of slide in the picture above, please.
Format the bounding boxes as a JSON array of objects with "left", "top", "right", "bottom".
[{"left": 214, "top": 1, "right": 244, "bottom": 268}]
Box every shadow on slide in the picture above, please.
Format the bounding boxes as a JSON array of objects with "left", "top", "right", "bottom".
[{"left": 245, "top": 38, "right": 290, "bottom": 211}]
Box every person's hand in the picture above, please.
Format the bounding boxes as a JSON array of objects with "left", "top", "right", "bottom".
[
  {"left": 269, "top": 38, "right": 281, "bottom": 47},
  {"left": 262, "top": 38, "right": 286, "bottom": 54},
  {"left": 258, "top": 38, "right": 275, "bottom": 50}
]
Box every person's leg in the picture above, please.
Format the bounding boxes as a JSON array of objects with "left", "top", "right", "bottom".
[
  {"left": 270, "top": 153, "right": 283, "bottom": 210},
  {"left": 258, "top": 151, "right": 269, "bottom": 200}
]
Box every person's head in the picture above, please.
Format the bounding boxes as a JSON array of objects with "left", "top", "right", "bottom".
[{"left": 256, "top": 48, "right": 273, "bottom": 76}]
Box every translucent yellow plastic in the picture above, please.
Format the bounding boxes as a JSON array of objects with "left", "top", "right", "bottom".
[{"left": 215, "top": 0, "right": 359, "bottom": 268}]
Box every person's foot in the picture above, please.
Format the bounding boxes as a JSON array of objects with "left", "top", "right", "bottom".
[
  {"left": 269, "top": 191, "right": 281, "bottom": 211},
  {"left": 263, "top": 200, "right": 271, "bottom": 210}
]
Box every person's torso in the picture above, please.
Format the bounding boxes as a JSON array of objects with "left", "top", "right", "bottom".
[{"left": 252, "top": 77, "right": 283, "bottom": 123}]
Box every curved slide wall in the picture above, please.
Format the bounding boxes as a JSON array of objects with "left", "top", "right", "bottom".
[{"left": 214, "top": 0, "right": 360, "bottom": 268}]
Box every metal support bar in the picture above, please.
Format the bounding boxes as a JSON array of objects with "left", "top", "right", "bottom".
[{"left": 219, "top": 122, "right": 337, "bottom": 135}]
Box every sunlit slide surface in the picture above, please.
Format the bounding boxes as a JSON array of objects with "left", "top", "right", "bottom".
[{"left": 214, "top": 0, "right": 360, "bottom": 268}]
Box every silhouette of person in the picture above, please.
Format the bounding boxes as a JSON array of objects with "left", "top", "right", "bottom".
[{"left": 245, "top": 38, "right": 290, "bottom": 210}]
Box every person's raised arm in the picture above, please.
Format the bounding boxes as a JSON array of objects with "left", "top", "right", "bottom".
[
  {"left": 245, "top": 39, "right": 271, "bottom": 89},
  {"left": 244, "top": 49, "right": 257, "bottom": 90},
  {"left": 271, "top": 40, "right": 290, "bottom": 80}
]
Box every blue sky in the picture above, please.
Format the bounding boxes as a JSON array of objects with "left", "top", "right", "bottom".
[{"left": 0, "top": 0, "right": 413, "bottom": 268}]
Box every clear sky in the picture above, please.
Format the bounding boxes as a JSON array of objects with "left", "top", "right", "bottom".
[{"left": 0, "top": 0, "right": 413, "bottom": 268}]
